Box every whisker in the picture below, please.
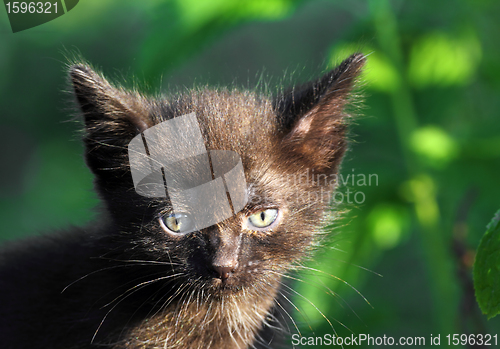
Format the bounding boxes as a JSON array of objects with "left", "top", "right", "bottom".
[
  {"left": 273, "top": 295, "right": 301, "bottom": 337},
  {"left": 92, "top": 273, "right": 184, "bottom": 344},
  {"left": 96, "top": 257, "right": 182, "bottom": 266},
  {"left": 62, "top": 263, "right": 153, "bottom": 293},
  {"left": 279, "top": 281, "right": 351, "bottom": 340},
  {"left": 275, "top": 269, "right": 355, "bottom": 317},
  {"left": 101, "top": 272, "right": 184, "bottom": 309},
  {"left": 118, "top": 274, "right": 188, "bottom": 340},
  {"left": 294, "top": 265, "right": 373, "bottom": 308},
  {"left": 274, "top": 279, "right": 315, "bottom": 335},
  {"left": 306, "top": 252, "right": 382, "bottom": 277}
]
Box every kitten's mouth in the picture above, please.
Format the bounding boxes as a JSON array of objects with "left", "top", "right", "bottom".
[{"left": 209, "top": 277, "right": 243, "bottom": 293}]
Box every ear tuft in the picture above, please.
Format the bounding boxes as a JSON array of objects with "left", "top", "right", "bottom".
[
  {"left": 69, "top": 64, "right": 151, "bottom": 134},
  {"left": 276, "top": 53, "right": 366, "bottom": 172},
  {"left": 69, "top": 64, "right": 154, "bottom": 180}
]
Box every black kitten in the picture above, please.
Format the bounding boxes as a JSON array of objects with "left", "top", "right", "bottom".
[{"left": 0, "top": 53, "right": 365, "bottom": 349}]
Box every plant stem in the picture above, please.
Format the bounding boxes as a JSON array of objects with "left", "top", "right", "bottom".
[{"left": 369, "top": 0, "right": 458, "bottom": 335}]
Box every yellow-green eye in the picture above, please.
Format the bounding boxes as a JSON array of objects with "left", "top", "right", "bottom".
[
  {"left": 160, "top": 213, "right": 193, "bottom": 235},
  {"left": 247, "top": 209, "right": 279, "bottom": 230}
]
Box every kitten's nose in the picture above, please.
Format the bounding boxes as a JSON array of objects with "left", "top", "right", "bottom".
[
  {"left": 213, "top": 265, "right": 236, "bottom": 281},
  {"left": 209, "top": 230, "right": 240, "bottom": 281}
]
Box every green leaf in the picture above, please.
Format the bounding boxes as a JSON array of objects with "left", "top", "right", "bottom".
[
  {"left": 474, "top": 209, "right": 500, "bottom": 320},
  {"left": 408, "top": 30, "right": 482, "bottom": 88},
  {"left": 368, "top": 204, "right": 410, "bottom": 249},
  {"left": 410, "top": 125, "right": 459, "bottom": 167}
]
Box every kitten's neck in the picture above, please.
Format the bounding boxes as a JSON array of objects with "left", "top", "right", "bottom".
[{"left": 122, "top": 287, "right": 279, "bottom": 349}]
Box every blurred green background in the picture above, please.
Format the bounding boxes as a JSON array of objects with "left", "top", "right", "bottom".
[{"left": 1, "top": 0, "right": 499, "bottom": 347}]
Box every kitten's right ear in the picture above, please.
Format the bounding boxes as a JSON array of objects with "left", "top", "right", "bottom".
[
  {"left": 275, "top": 53, "right": 365, "bottom": 173},
  {"left": 69, "top": 65, "right": 153, "bottom": 178}
]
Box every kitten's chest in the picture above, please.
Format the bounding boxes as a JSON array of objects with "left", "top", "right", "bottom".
[{"left": 117, "top": 289, "right": 278, "bottom": 349}]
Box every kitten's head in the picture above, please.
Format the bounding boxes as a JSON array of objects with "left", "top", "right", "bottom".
[{"left": 70, "top": 54, "right": 365, "bottom": 297}]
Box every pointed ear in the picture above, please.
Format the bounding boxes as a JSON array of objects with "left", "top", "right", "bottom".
[
  {"left": 69, "top": 65, "right": 153, "bottom": 178},
  {"left": 275, "top": 53, "right": 365, "bottom": 173}
]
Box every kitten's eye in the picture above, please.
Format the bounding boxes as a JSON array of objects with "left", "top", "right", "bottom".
[
  {"left": 159, "top": 213, "right": 193, "bottom": 235},
  {"left": 247, "top": 209, "right": 279, "bottom": 230}
]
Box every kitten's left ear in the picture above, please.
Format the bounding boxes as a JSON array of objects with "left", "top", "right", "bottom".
[
  {"left": 275, "top": 53, "right": 365, "bottom": 172},
  {"left": 69, "top": 65, "right": 153, "bottom": 179},
  {"left": 70, "top": 64, "right": 152, "bottom": 135}
]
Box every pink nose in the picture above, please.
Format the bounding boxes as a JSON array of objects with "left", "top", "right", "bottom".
[{"left": 213, "top": 265, "right": 235, "bottom": 281}]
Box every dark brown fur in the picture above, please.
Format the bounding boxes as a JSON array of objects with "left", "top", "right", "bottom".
[{"left": 0, "top": 54, "right": 365, "bottom": 348}]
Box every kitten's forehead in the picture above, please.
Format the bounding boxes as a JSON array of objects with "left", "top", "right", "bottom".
[
  {"left": 146, "top": 89, "right": 281, "bottom": 200},
  {"left": 175, "top": 89, "right": 278, "bottom": 153}
]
